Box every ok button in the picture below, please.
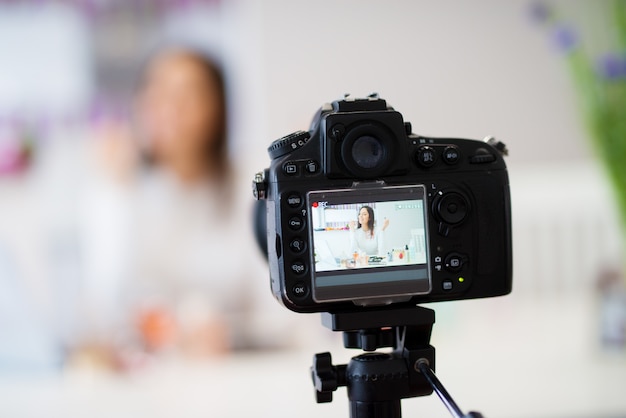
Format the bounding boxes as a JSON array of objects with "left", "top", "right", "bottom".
[{"left": 292, "top": 282, "right": 309, "bottom": 298}]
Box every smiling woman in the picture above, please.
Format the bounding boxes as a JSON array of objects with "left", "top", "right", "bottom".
[{"left": 348, "top": 206, "right": 389, "bottom": 256}]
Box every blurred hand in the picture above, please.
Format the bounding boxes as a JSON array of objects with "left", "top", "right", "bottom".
[
  {"left": 381, "top": 218, "right": 389, "bottom": 231},
  {"left": 90, "top": 120, "right": 138, "bottom": 183},
  {"left": 349, "top": 220, "right": 357, "bottom": 230}
]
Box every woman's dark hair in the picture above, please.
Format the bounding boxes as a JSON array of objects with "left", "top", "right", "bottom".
[
  {"left": 358, "top": 205, "right": 375, "bottom": 236},
  {"left": 136, "top": 47, "right": 229, "bottom": 181}
]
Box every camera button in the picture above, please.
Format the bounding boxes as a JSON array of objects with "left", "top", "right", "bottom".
[
  {"left": 416, "top": 146, "right": 437, "bottom": 168},
  {"left": 286, "top": 193, "right": 303, "bottom": 208},
  {"left": 443, "top": 146, "right": 461, "bottom": 164},
  {"left": 442, "top": 280, "right": 453, "bottom": 291},
  {"left": 288, "top": 216, "right": 304, "bottom": 231},
  {"left": 445, "top": 253, "right": 464, "bottom": 272},
  {"left": 289, "top": 238, "right": 306, "bottom": 254},
  {"left": 290, "top": 261, "right": 307, "bottom": 276},
  {"left": 305, "top": 160, "right": 320, "bottom": 174},
  {"left": 283, "top": 162, "right": 299, "bottom": 176},
  {"left": 292, "top": 282, "right": 309, "bottom": 298}
]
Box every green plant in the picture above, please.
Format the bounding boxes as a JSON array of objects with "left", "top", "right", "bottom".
[{"left": 534, "top": 1, "right": 626, "bottom": 233}]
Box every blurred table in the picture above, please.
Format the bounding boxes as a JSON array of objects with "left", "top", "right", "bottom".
[{"left": 1, "top": 293, "right": 625, "bottom": 418}]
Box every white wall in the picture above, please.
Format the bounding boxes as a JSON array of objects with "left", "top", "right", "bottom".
[
  {"left": 231, "top": 0, "right": 624, "bottom": 291},
  {"left": 237, "top": 0, "right": 590, "bottom": 170},
  {"left": 0, "top": 4, "right": 92, "bottom": 116}
]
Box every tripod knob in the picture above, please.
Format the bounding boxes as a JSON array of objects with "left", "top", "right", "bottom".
[
  {"left": 311, "top": 352, "right": 346, "bottom": 403},
  {"left": 316, "top": 387, "right": 333, "bottom": 403}
]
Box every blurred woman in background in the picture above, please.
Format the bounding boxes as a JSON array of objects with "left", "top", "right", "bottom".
[
  {"left": 136, "top": 48, "right": 229, "bottom": 185},
  {"left": 78, "top": 46, "right": 259, "bottom": 366}
]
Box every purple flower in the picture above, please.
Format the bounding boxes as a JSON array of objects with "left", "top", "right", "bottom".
[
  {"left": 551, "top": 25, "right": 578, "bottom": 54},
  {"left": 596, "top": 53, "right": 626, "bottom": 81}
]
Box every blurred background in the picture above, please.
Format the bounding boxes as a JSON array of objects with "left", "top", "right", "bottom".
[{"left": 0, "top": 0, "right": 625, "bottom": 417}]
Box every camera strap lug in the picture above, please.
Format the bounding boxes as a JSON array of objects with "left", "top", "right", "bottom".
[{"left": 252, "top": 170, "right": 268, "bottom": 200}]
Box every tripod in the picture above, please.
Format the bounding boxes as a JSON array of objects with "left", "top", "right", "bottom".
[{"left": 310, "top": 306, "right": 483, "bottom": 418}]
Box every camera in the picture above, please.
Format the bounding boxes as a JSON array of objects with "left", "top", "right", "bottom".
[{"left": 253, "top": 95, "right": 512, "bottom": 313}]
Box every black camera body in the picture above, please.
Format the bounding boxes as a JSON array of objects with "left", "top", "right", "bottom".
[{"left": 254, "top": 96, "right": 512, "bottom": 314}]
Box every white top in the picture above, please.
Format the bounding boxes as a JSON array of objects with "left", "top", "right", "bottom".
[
  {"left": 349, "top": 227, "right": 385, "bottom": 255},
  {"left": 79, "top": 167, "right": 280, "bottom": 348}
]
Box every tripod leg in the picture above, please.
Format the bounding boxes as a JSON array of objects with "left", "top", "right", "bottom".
[
  {"left": 416, "top": 360, "right": 484, "bottom": 418},
  {"left": 350, "top": 400, "right": 401, "bottom": 418}
]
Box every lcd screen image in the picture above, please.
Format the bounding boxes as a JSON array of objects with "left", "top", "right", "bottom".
[{"left": 308, "top": 186, "right": 431, "bottom": 302}]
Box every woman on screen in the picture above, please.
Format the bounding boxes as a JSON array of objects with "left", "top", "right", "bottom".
[{"left": 348, "top": 206, "right": 389, "bottom": 256}]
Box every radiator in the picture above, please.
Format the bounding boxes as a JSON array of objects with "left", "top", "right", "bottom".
[{"left": 509, "top": 162, "right": 624, "bottom": 295}]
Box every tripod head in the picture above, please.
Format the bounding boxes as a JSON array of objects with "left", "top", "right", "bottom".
[{"left": 311, "top": 306, "right": 483, "bottom": 418}]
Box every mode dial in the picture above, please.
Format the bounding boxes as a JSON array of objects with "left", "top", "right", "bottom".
[{"left": 267, "top": 131, "right": 311, "bottom": 159}]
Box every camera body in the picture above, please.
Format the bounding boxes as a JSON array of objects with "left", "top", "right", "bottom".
[{"left": 254, "top": 96, "right": 512, "bottom": 313}]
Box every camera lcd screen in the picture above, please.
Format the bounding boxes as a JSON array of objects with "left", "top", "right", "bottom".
[{"left": 308, "top": 185, "right": 431, "bottom": 303}]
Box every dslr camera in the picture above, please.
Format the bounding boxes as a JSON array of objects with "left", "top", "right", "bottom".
[{"left": 253, "top": 95, "right": 512, "bottom": 313}]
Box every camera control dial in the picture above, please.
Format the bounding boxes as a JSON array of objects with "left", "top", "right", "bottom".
[
  {"left": 432, "top": 191, "right": 470, "bottom": 225},
  {"left": 268, "top": 131, "right": 311, "bottom": 159}
]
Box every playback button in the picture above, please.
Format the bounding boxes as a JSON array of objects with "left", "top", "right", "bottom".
[{"left": 283, "top": 161, "right": 298, "bottom": 176}]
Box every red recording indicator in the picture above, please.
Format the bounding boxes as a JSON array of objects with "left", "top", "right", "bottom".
[{"left": 312, "top": 202, "right": 319, "bottom": 208}]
